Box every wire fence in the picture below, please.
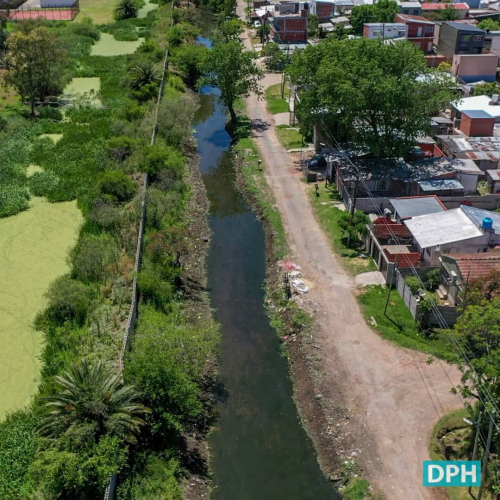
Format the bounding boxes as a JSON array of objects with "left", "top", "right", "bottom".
[
  {"left": 1, "top": 0, "right": 79, "bottom": 21},
  {"left": 103, "top": 3, "right": 175, "bottom": 499}
]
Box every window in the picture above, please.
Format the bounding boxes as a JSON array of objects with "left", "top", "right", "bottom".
[
  {"left": 473, "top": 47, "right": 481, "bottom": 54},
  {"left": 398, "top": 30, "right": 407, "bottom": 37},
  {"left": 425, "top": 26, "right": 433, "bottom": 33},
  {"left": 461, "top": 35, "right": 471, "bottom": 42},
  {"left": 375, "top": 179, "right": 388, "bottom": 191},
  {"left": 403, "top": 9, "right": 409, "bottom": 13},
  {"left": 474, "top": 35, "right": 483, "bottom": 41},
  {"left": 413, "top": 9, "right": 419, "bottom": 14},
  {"left": 372, "top": 30, "right": 382, "bottom": 37}
]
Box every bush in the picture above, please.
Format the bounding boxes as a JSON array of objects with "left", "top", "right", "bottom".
[
  {"left": 45, "top": 275, "right": 94, "bottom": 325},
  {"left": 66, "top": 17, "right": 101, "bottom": 41},
  {"left": 107, "top": 136, "right": 137, "bottom": 161},
  {"left": 70, "top": 233, "right": 119, "bottom": 283},
  {"left": 139, "top": 143, "right": 185, "bottom": 181},
  {"left": 405, "top": 276, "right": 421, "bottom": 295},
  {"left": 29, "top": 171, "right": 60, "bottom": 198},
  {"left": 0, "top": 185, "right": 30, "bottom": 218},
  {"left": 137, "top": 267, "right": 174, "bottom": 311},
  {"left": 97, "top": 170, "right": 138, "bottom": 203},
  {"left": 39, "top": 106, "right": 63, "bottom": 121},
  {"left": 0, "top": 409, "right": 37, "bottom": 498},
  {"left": 132, "top": 82, "right": 160, "bottom": 103},
  {"left": 424, "top": 268, "right": 441, "bottom": 291},
  {"left": 123, "top": 100, "right": 146, "bottom": 121}
]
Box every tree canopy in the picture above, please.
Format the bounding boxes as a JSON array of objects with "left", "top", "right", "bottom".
[
  {"left": 4, "top": 27, "right": 67, "bottom": 116},
  {"left": 287, "top": 38, "right": 457, "bottom": 157},
  {"left": 474, "top": 81, "right": 499, "bottom": 97},
  {"left": 201, "top": 40, "right": 263, "bottom": 123},
  {"left": 350, "top": 0, "right": 399, "bottom": 34}
]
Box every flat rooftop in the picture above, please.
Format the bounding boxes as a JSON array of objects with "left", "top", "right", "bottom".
[{"left": 390, "top": 196, "right": 446, "bottom": 219}]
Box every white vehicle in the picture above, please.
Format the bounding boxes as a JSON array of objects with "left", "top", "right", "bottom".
[{"left": 254, "top": 20, "right": 261, "bottom": 28}]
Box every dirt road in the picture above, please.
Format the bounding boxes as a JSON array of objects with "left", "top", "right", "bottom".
[{"left": 237, "top": 22, "right": 463, "bottom": 500}]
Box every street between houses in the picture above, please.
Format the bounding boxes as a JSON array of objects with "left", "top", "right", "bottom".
[{"left": 236, "top": 8, "right": 464, "bottom": 498}]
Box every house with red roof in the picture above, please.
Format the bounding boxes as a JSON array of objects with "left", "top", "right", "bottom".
[
  {"left": 421, "top": 3, "right": 470, "bottom": 19},
  {"left": 395, "top": 13, "right": 436, "bottom": 53}
]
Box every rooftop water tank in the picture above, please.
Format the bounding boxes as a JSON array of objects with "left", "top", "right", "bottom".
[{"left": 482, "top": 217, "right": 493, "bottom": 230}]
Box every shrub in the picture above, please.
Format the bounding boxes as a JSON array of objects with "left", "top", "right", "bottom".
[
  {"left": 39, "top": 106, "right": 63, "bottom": 121},
  {"left": 29, "top": 171, "right": 60, "bottom": 198},
  {"left": 0, "top": 409, "right": 37, "bottom": 498},
  {"left": 123, "top": 100, "right": 146, "bottom": 121},
  {"left": 45, "top": 275, "right": 94, "bottom": 325},
  {"left": 139, "top": 143, "right": 185, "bottom": 181},
  {"left": 405, "top": 276, "right": 421, "bottom": 295},
  {"left": 424, "top": 268, "right": 441, "bottom": 291},
  {"left": 66, "top": 17, "right": 101, "bottom": 41},
  {"left": 137, "top": 267, "right": 174, "bottom": 311},
  {"left": 107, "top": 136, "right": 137, "bottom": 161},
  {"left": 97, "top": 170, "right": 138, "bottom": 203},
  {"left": 70, "top": 233, "right": 119, "bottom": 283},
  {"left": 0, "top": 185, "right": 30, "bottom": 218},
  {"left": 132, "top": 82, "right": 160, "bottom": 103}
]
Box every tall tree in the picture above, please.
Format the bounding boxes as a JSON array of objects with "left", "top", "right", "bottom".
[
  {"left": 287, "top": 38, "right": 457, "bottom": 157},
  {"left": 350, "top": 0, "right": 399, "bottom": 34},
  {"left": 201, "top": 40, "right": 263, "bottom": 123},
  {"left": 4, "top": 27, "right": 67, "bottom": 116},
  {"left": 36, "top": 360, "right": 150, "bottom": 444}
]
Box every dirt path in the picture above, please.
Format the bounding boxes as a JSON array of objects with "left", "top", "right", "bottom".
[{"left": 237, "top": 24, "right": 463, "bottom": 499}]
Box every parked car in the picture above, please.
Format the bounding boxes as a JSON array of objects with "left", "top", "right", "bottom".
[
  {"left": 308, "top": 155, "right": 327, "bottom": 169},
  {"left": 254, "top": 20, "right": 261, "bottom": 28}
]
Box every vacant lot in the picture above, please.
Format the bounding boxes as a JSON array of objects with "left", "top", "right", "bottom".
[{"left": 0, "top": 197, "right": 81, "bottom": 418}]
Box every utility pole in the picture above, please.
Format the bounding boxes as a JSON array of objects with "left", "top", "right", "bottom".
[
  {"left": 384, "top": 262, "right": 397, "bottom": 315},
  {"left": 346, "top": 176, "right": 359, "bottom": 248},
  {"left": 468, "top": 411, "right": 483, "bottom": 497},
  {"left": 281, "top": 41, "right": 290, "bottom": 98},
  {"left": 477, "top": 415, "right": 494, "bottom": 500}
]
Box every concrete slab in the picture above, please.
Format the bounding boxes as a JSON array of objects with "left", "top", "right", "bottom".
[
  {"left": 274, "top": 112, "right": 290, "bottom": 126},
  {"left": 355, "top": 270, "right": 385, "bottom": 286}
]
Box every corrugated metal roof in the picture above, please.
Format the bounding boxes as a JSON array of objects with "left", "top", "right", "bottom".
[
  {"left": 418, "top": 178, "right": 464, "bottom": 191},
  {"left": 487, "top": 169, "right": 500, "bottom": 181},
  {"left": 390, "top": 196, "right": 446, "bottom": 219},
  {"left": 405, "top": 208, "right": 483, "bottom": 248},
  {"left": 461, "top": 205, "right": 500, "bottom": 235}
]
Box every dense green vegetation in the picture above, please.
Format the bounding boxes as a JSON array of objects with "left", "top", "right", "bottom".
[
  {"left": 0, "top": 2, "right": 219, "bottom": 497},
  {"left": 287, "top": 37, "right": 457, "bottom": 157}
]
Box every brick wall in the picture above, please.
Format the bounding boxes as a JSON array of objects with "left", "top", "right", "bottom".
[
  {"left": 273, "top": 15, "right": 308, "bottom": 42},
  {"left": 316, "top": 2, "right": 334, "bottom": 20},
  {"left": 460, "top": 113, "right": 495, "bottom": 137}
]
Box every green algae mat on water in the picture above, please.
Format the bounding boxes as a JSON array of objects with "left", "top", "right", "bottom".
[
  {"left": 138, "top": 0, "right": 158, "bottom": 18},
  {"left": 0, "top": 197, "right": 82, "bottom": 419},
  {"left": 91, "top": 33, "right": 144, "bottom": 57}
]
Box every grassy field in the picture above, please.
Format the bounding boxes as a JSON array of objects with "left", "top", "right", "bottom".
[
  {"left": 138, "top": 0, "right": 158, "bottom": 18},
  {"left": 265, "top": 83, "right": 290, "bottom": 114},
  {"left": 357, "top": 285, "right": 455, "bottom": 360},
  {"left": 276, "top": 125, "right": 303, "bottom": 150},
  {"left": 0, "top": 197, "right": 82, "bottom": 418},
  {"left": 77, "top": 0, "right": 119, "bottom": 24},
  {"left": 308, "top": 183, "right": 377, "bottom": 276}
]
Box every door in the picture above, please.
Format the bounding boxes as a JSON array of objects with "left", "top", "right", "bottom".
[{"left": 417, "top": 27, "right": 423, "bottom": 36}]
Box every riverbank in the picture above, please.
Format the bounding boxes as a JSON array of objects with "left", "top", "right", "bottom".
[
  {"left": 236, "top": 20, "right": 463, "bottom": 499},
  {"left": 232, "top": 117, "right": 372, "bottom": 496}
]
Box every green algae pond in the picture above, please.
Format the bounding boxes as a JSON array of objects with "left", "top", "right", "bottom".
[
  {"left": 91, "top": 33, "right": 144, "bottom": 57},
  {"left": 138, "top": 0, "right": 158, "bottom": 18},
  {"left": 0, "top": 197, "right": 82, "bottom": 419}
]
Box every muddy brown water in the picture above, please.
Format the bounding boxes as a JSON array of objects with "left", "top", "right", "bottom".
[{"left": 194, "top": 34, "right": 339, "bottom": 500}]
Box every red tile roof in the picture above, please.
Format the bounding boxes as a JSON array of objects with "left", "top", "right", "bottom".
[{"left": 448, "top": 253, "right": 500, "bottom": 280}]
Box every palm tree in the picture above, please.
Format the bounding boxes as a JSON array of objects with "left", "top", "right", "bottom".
[
  {"left": 128, "top": 61, "right": 162, "bottom": 91},
  {"left": 115, "top": 0, "right": 138, "bottom": 21},
  {"left": 36, "top": 360, "right": 149, "bottom": 444}
]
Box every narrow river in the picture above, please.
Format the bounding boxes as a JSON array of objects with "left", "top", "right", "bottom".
[{"left": 194, "top": 34, "right": 339, "bottom": 500}]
